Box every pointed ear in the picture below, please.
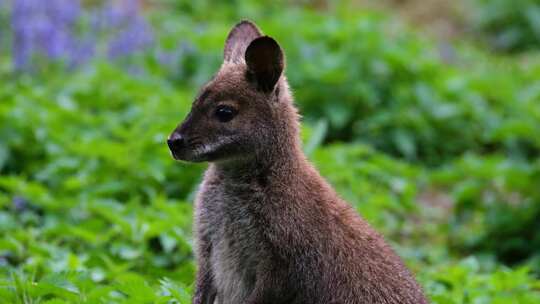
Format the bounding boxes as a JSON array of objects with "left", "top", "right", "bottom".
[
  {"left": 224, "top": 20, "right": 262, "bottom": 63},
  {"left": 245, "top": 36, "right": 284, "bottom": 93}
]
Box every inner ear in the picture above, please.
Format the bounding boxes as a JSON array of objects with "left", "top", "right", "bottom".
[
  {"left": 245, "top": 36, "right": 284, "bottom": 93},
  {"left": 224, "top": 20, "right": 262, "bottom": 63}
]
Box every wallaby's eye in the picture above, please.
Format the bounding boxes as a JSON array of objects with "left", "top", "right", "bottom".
[{"left": 214, "top": 105, "right": 238, "bottom": 123}]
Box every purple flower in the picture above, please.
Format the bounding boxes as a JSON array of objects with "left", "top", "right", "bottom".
[
  {"left": 12, "top": 196, "right": 29, "bottom": 212},
  {"left": 11, "top": 0, "right": 82, "bottom": 69},
  {"left": 9, "top": 0, "right": 154, "bottom": 71},
  {"left": 69, "top": 35, "right": 96, "bottom": 67},
  {"left": 108, "top": 18, "right": 154, "bottom": 59},
  {"left": 105, "top": 0, "right": 154, "bottom": 59}
]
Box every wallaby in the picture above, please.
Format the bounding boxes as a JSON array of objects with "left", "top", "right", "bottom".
[{"left": 167, "top": 20, "right": 428, "bottom": 304}]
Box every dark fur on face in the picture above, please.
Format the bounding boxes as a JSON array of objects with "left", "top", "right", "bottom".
[
  {"left": 168, "top": 20, "right": 429, "bottom": 304},
  {"left": 169, "top": 66, "right": 283, "bottom": 163}
]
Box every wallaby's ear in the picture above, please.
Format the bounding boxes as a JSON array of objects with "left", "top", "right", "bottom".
[
  {"left": 224, "top": 20, "right": 262, "bottom": 63},
  {"left": 245, "top": 36, "right": 284, "bottom": 93}
]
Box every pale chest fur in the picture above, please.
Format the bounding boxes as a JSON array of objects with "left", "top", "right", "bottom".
[{"left": 195, "top": 173, "right": 270, "bottom": 304}]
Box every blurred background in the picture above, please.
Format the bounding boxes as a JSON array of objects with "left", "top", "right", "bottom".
[{"left": 1, "top": 0, "right": 540, "bottom": 303}]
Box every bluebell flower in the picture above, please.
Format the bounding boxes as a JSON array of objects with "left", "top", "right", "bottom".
[
  {"left": 105, "top": 0, "right": 154, "bottom": 59},
  {"left": 11, "top": 0, "right": 81, "bottom": 69},
  {"left": 9, "top": 0, "right": 154, "bottom": 71}
]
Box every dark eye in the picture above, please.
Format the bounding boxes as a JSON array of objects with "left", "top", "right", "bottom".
[{"left": 214, "top": 105, "right": 237, "bottom": 123}]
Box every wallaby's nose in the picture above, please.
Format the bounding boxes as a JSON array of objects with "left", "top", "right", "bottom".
[{"left": 167, "top": 133, "right": 185, "bottom": 153}]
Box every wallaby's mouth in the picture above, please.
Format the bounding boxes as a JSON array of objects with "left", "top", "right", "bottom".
[
  {"left": 168, "top": 146, "right": 207, "bottom": 163},
  {"left": 168, "top": 133, "right": 242, "bottom": 163},
  {"left": 167, "top": 133, "right": 211, "bottom": 163},
  {"left": 169, "top": 147, "right": 187, "bottom": 162},
  {"left": 167, "top": 133, "right": 197, "bottom": 162}
]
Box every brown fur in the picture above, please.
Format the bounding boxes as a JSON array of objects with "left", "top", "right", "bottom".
[{"left": 168, "top": 20, "right": 428, "bottom": 304}]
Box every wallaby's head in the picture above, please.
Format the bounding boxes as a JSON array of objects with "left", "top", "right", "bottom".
[{"left": 168, "top": 20, "right": 299, "bottom": 163}]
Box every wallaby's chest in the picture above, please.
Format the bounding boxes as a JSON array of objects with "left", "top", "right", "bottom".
[{"left": 197, "top": 180, "right": 269, "bottom": 304}]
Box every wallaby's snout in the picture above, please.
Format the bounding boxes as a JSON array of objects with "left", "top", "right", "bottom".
[
  {"left": 168, "top": 113, "right": 201, "bottom": 162},
  {"left": 167, "top": 131, "right": 185, "bottom": 160}
]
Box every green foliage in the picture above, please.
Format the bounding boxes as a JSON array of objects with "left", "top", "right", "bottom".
[
  {"left": 0, "top": 271, "right": 192, "bottom": 303},
  {"left": 0, "top": 65, "right": 204, "bottom": 200},
  {"left": 280, "top": 12, "right": 540, "bottom": 163},
  {"left": 424, "top": 258, "right": 540, "bottom": 304},
  {"left": 0, "top": 66, "right": 199, "bottom": 302},
  {"left": 473, "top": 0, "right": 540, "bottom": 52},
  {"left": 431, "top": 155, "right": 540, "bottom": 272},
  {"left": 1, "top": 1, "right": 540, "bottom": 303}
]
